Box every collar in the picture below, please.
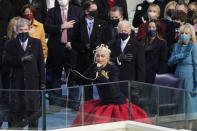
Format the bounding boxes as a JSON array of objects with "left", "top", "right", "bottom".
[
  {"left": 60, "top": 5, "right": 69, "bottom": 11},
  {"left": 121, "top": 36, "right": 130, "bottom": 44},
  {"left": 85, "top": 16, "right": 94, "bottom": 24},
  {"left": 31, "top": 19, "right": 39, "bottom": 27},
  {"left": 19, "top": 38, "right": 29, "bottom": 45}
]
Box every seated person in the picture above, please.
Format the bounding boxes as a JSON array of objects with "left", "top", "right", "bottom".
[{"left": 71, "top": 44, "right": 151, "bottom": 126}]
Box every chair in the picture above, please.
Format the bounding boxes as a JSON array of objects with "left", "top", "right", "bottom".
[{"left": 154, "top": 73, "right": 184, "bottom": 116}]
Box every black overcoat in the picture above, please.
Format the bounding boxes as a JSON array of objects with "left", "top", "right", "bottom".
[
  {"left": 71, "top": 17, "right": 107, "bottom": 72},
  {"left": 94, "top": 0, "right": 128, "bottom": 21},
  {"left": 111, "top": 38, "right": 145, "bottom": 82},
  {"left": 44, "top": 4, "right": 83, "bottom": 70},
  {"left": 144, "top": 37, "right": 168, "bottom": 83},
  {"left": 3, "top": 37, "right": 45, "bottom": 114}
]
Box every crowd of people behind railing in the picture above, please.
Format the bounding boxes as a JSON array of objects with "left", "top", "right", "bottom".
[{"left": 1, "top": 0, "right": 197, "bottom": 130}]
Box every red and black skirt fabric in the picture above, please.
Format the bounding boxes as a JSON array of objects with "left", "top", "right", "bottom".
[{"left": 72, "top": 99, "right": 151, "bottom": 127}]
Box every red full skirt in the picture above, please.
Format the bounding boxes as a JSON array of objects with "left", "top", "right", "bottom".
[{"left": 72, "top": 99, "right": 151, "bottom": 127}]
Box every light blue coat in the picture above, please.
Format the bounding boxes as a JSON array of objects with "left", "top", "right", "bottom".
[{"left": 168, "top": 42, "right": 197, "bottom": 120}]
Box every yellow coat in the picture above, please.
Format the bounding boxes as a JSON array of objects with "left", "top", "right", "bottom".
[{"left": 30, "top": 19, "right": 48, "bottom": 58}]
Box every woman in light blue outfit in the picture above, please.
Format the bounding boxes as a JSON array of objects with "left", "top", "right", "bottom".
[{"left": 168, "top": 23, "right": 197, "bottom": 129}]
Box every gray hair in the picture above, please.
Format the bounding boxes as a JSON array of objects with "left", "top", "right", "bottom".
[
  {"left": 117, "top": 20, "right": 131, "bottom": 31},
  {"left": 16, "top": 18, "right": 30, "bottom": 32}
]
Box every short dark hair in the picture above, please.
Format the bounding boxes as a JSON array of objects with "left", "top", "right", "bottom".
[
  {"left": 82, "top": 0, "right": 96, "bottom": 11},
  {"left": 176, "top": 1, "right": 188, "bottom": 10},
  {"left": 109, "top": 6, "right": 123, "bottom": 17},
  {"left": 21, "top": 4, "right": 36, "bottom": 17},
  {"left": 171, "top": 10, "right": 188, "bottom": 23}
]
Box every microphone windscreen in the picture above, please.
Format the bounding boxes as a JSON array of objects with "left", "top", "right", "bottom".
[{"left": 97, "top": 63, "right": 101, "bottom": 68}]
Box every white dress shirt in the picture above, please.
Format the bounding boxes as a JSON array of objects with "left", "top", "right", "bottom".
[
  {"left": 19, "top": 39, "right": 29, "bottom": 50},
  {"left": 120, "top": 36, "right": 130, "bottom": 52},
  {"left": 85, "top": 17, "right": 94, "bottom": 38}
]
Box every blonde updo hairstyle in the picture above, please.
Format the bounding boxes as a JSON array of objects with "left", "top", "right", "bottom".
[{"left": 93, "top": 44, "right": 111, "bottom": 63}]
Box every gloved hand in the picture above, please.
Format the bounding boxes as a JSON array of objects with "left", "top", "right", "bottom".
[
  {"left": 21, "top": 54, "right": 33, "bottom": 62},
  {"left": 117, "top": 53, "right": 127, "bottom": 62},
  {"left": 174, "top": 52, "right": 188, "bottom": 61},
  {"left": 84, "top": 43, "right": 91, "bottom": 51},
  {"left": 125, "top": 53, "right": 133, "bottom": 62}
]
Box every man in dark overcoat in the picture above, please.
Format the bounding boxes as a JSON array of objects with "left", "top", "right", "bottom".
[
  {"left": 94, "top": 0, "right": 128, "bottom": 21},
  {"left": 71, "top": 0, "right": 107, "bottom": 100},
  {"left": 111, "top": 20, "right": 145, "bottom": 104},
  {"left": 44, "top": 0, "right": 83, "bottom": 107},
  {"left": 3, "top": 18, "right": 45, "bottom": 129}
]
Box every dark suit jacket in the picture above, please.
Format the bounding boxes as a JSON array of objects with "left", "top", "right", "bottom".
[
  {"left": 136, "top": 20, "right": 166, "bottom": 41},
  {"left": 44, "top": 4, "right": 83, "bottom": 70},
  {"left": 3, "top": 37, "right": 45, "bottom": 112},
  {"left": 144, "top": 37, "right": 168, "bottom": 83},
  {"left": 94, "top": 0, "right": 128, "bottom": 21},
  {"left": 111, "top": 38, "right": 145, "bottom": 82},
  {"left": 71, "top": 17, "right": 107, "bottom": 72},
  {"left": 11, "top": 0, "right": 47, "bottom": 23}
]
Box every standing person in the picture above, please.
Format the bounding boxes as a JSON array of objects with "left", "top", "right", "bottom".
[
  {"left": 168, "top": 23, "right": 197, "bottom": 130},
  {"left": 11, "top": 0, "right": 47, "bottom": 23},
  {"left": 99, "top": 6, "right": 135, "bottom": 46},
  {"left": 21, "top": 4, "right": 48, "bottom": 59},
  {"left": 94, "top": 0, "right": 128, "bottom": 21},
  {"left": 111, "top": 20, "right": 145, "bottom": 103},
  {"left": 0, "top": 0, "right": 14, "bottom": 127},
  {"left": 136, "top": 4, "right": 166, "bottom": 41},
  {"left": 71, "top": 1, "right": 107, "bottom": 101},
  {"left": 44, "top": 0, "right": 83, "bottom": 106},
  {"left": 71, "top": 44, "right": 151, "bottom": 126},
  {"left": 3, "top": 18, "right": 45, "bottom": 129},
  {"left": 143, "top": 19, "right": 168, "bottom": 84}
]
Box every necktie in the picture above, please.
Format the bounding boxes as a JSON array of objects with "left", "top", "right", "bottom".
[
  {"left": 88, "top": 21, "right": 93, "bottom": 38},
  {"left": 61, "top": 8, "right": 67, "bottom": 43},
  {"left": 22, "top": 42, "right": 26, "bottom": 51}
]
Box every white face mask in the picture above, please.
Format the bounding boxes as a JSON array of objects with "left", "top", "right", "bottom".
[
  {"left": 148, "top": 12, "right": 157, "bottom": 19},
  {"left": 58, "top": 0, "right": 69, "bottom": 6},
  {"left": 146, "top": 0, "right": 155, "bottom": 3}
]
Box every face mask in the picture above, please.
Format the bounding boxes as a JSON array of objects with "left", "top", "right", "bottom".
[
  {"left": 17, "top": 32, "right": 29, "bottom": 42},
  {"left": 119, "top": 33, "right": 129, "bottom": 40},
  {"left": 109, "top": 19, "right": 119, "bottom": 27},
  {"left": 146, "top": 0, "right": 155, "bottom": 3},
  {"left": 193, "top": 24, "right": 197, "bottom": 32},
  {"left": 148, "top": 29, "right": 157, "bottom": 37},
  {"left": 188, "top": 10, "right": 195, "bottom": 19},
  {"left": 89, "top": 11, "right": 99, "bottom": 18},
  {"left": 173, "top": 21, "right": 180, "bottom": 28},
  {"left": 58, "top": 0, "right": 69, "bottom": 6},
  {"left": 180, "top": 34, "right": 190, "bottom": 43},
  {"left": 167, "top": 9, "right": 175, "bottom": 17},
  {"left": 24, "top": 14, "right": 34, "bottom": 21},
  {"left": 148, "top": 12, "right": 157, "bottom": 20}
]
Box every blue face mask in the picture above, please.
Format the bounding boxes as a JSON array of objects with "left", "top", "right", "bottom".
[
  {"left": 180, "top": 34, "right": 190, "bottom": 43},
  {"left": 148, "top": 29, "right": 157, "bottom": 37},
  {"left": 119, "top": 33, "right": 129, "bottom": 40}
]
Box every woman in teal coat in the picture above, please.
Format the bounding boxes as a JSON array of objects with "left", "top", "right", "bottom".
[{"left": 168, "top": 23, "right": 197, "bottom": 130}]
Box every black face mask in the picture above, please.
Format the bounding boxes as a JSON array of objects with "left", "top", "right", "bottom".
[
  {"left": 17, "top": 32, "right": 29, "bottom": 42},
  {"left": 188, "top": 10, "right": 195, "bottom": 19},
  {"left": 89, "top": 11, "right": 99, "bottom": 18},
  {"left": 173, "top": 21, "right": 180, "bottom": 28},
  {"left": 119, "top": 33, "right": 128, "bottom": 40},
  {"left": 109, "top": 19, "right": 119, "bottom": 27},
  {"left": 167, "top": 9, "right": 175, "bottom": 17}
]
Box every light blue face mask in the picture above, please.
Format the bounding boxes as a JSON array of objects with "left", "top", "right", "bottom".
[{"left": 180, "top": 34, "right": 190, "bottom": 43}]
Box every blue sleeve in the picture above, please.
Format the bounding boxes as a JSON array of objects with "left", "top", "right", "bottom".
[{"left": 191, "top": 44, "right": 197, "bottom": 88}]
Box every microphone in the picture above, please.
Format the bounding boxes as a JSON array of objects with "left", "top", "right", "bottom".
[
  {"left": 97, "top": 63, "right": 101, "bottom": 68},
  {"left": 96, "top": 63, "right": 101, "bottom": 78}
]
